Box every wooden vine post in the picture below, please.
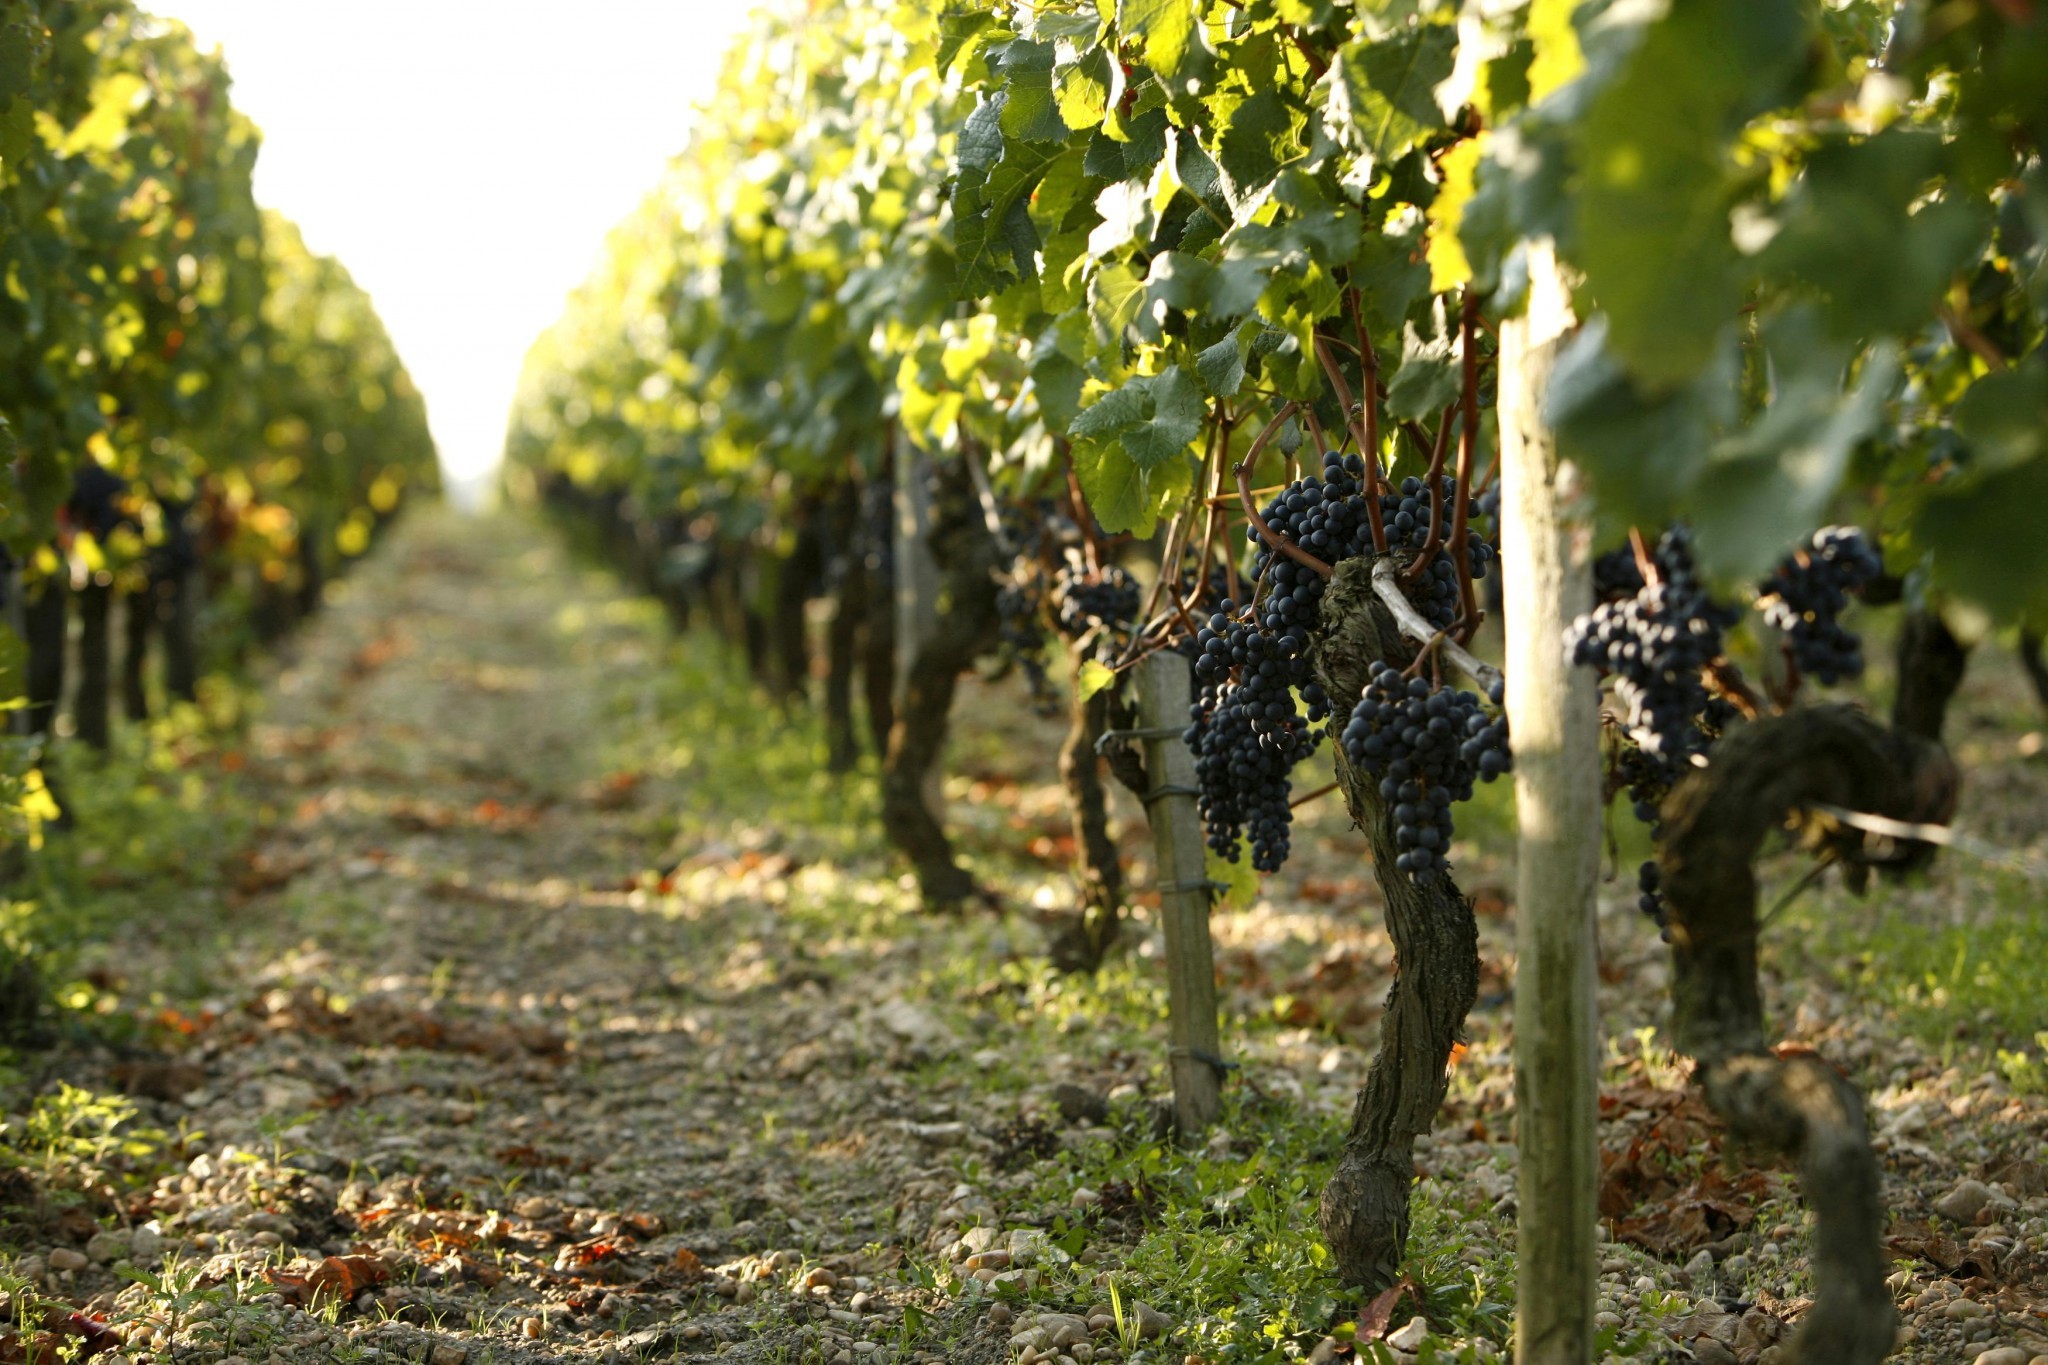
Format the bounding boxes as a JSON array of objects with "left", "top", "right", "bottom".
[
  {"left": 1499, "top": 241, "right": 1601, "bottom": 1364},
  {"left": 1136, "top": 649, "right": 1222, "bottom": 1134}
]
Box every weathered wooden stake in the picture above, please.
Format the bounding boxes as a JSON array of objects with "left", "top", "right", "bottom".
[
  {"left": 1500, "top": 239, "right": 1601, "bottom": 1365},
  {"left": 1136, "top": 650, "right": 1222, "bottom": 1134}
]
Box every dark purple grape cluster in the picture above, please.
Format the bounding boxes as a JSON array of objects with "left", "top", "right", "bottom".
[
  {"left": 1339, "top": 661, "right": 1510, "bottom": 880},
  {"left": 1375, "top": 475, "right": 1496, "bottom": 629},
  {"left": 1053, "top": 562, "right": 1140, "bottom": 640},
  {"left": 994, "top": 577, "right": 1057, "bottom": 714},
  {"left": 1566, "top": 526, "right": 1738, "bottom": 779},
  {"left": 1757, "top": 526, "right": 1882, "bottom": 685},
  {"left": 1187, "top": 599, "right": 1324, "bottom": 870},
  {"left": 1592, "top": 546, "right": 1646, "bottom": 603}
]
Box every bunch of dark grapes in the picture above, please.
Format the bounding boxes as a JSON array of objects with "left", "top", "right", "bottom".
[
  {"left": 1566, "top": 527, "right": 1738, "bottom": 780},
  {"left": 1339, "top": 661, "right": 1509, "bottom": 880},
  {"left": 1187, "top": 601, "right": 1321, "bottom": 871},
  {"left": 1592, "top": 547, "right": 1646, "bottom": 603},
  {"left": 995, "top": 574, "right": 1057, "bottom": 714},
  {"left": 1756, "top": 526, "right": 1882, "bottom": 685},
  {"left": 1053, "top": 562, "right": 1141, "bottom": 641},
  {"left": 1374, "top": 475, "right": 1496, "bottom": 630}
]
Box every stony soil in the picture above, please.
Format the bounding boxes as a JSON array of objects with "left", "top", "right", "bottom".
[{"left": 2, "top": 508, "right": 2045, "bottom": 1365}]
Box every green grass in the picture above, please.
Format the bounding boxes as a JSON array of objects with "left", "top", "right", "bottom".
[{"left": 1777, "top": 863, "right": 2048, "bottom": 1090}]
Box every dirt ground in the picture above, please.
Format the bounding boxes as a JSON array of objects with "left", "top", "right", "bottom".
[{"left": 2, "top": 507, "right": 2044, "bottom": 1365}]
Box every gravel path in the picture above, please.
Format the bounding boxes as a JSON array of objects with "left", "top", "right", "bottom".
[{"left": 3, "top": 508, "right": 2045, "bottom": 1365}]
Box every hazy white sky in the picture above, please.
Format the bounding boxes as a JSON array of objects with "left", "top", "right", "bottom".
[{"left": 166, "top": 2, "right": 758, "bottom": 493}]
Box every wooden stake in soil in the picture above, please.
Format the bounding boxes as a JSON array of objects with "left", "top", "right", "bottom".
[
  {"left": 1136, "top": 650, "right": 1223, "bottom": 1135},
  {"left": 1499, "top": 239, "right": 1602, "bottom": 1365}
]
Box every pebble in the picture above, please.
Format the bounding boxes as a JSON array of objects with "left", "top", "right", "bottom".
[
  {"left": 849, "top": 1292, "right": 872, "bottom": 1314},
  {"left": 1935, "top": 1179, "right": 2011, "bottom": 1225},
  {"left": 47, "top": 1247, "right": 88, "bottom": 1272},
  {"left": 1087, "top": 1314, "right": 1115, "bottom": 1335},
  {"left": 1131, "top": 1302, "right": 1171, "bottom": 1340},
  {"left": 520, "top": 1316, "right": 545, "bottom": 1339},
  {"left": 1945, "top": 1299, "right": 1992, "bottom": 1320},
  {"left": 806, "top": 1268, "right": 840, "bottom": 1290},
  {"left": 736, "top": 1281, "right": 758, "bottom": 1304},
  {"left": 1683, "top": 1247, "right": 1716, "bottom": 1286},
  {"left": 1692, "top": 1341, "right": 1738, "bottom": 1365},
  {"left": 85, "top": 1229, "right": 130, "bottom": 1264},
  {"left": 431, "top": 1347, "right": 467, "bottom": 1365},
  {"left": 1385, "top": 1318, "right": 1429, "bottom": 1352},
  {"left": 1308, "top": 1338, "right": 1341, "bottom": 1365},
  {"left": 987, "top": 1304, "right": 1014, "bottom": 1327},
  {"left": 1972, "top": 1351, "right": 2028, "bottom": 1365}
]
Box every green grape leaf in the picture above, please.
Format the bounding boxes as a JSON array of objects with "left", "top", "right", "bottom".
[
  {"left": 1056, "top": 45, "right": 1116, "bottom": 132},
  {"left": 1384, "top": 323, "right": 1459, "bottom": 421},
  {"left": 1952, "top": 359, "right": 2048, "bottom": 476},
  {"left": 1069, "top": 366, "right": 1206, "bottom": 471},
  {"left": 1761, "top": 130, "right": 1990, "bottom": 342},
  {"left": 1195, "top": 335, "right": 1246, "bottom": 398},
  {"left": 1329, "top": 24, "right": 1456, "bottom": 164},
  {"left": 1119, "top": 0, "right": 1200, "bottom": 82},
  {"left": 1071, "top": 430, "right": 1196, "bottom": 536},
  {"left": 997, "top": 41, "right": 1070, "bottom": 144},
  {"left": 1077, "top": 658, "right": 1118, "bottom": 701},
  {"left": 1572, "top": 0, "right": 1808, "bottom": 384}
]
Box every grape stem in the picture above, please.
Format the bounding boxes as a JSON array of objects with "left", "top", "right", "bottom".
[
  {"left": 1700, "top": 657, "right": 1765, "bottom": 720},
  {"left": 1289, "top": 780, "right": 1340, "bottom": 809},
  {"left": 1400, "top": 402, "right": 1458, "bottom": 586},
  {"left": 1448, "top": 291, "right": 1481, "bottom": 641},
  {"left": 1235, "top": 458, "right": 1334, "bottom": 579},
  {"left": 1627, "top": 526, "right": 1661, "bottom": 588},
  {"left": 1370, "top": 558, "right": 1503, "bottom": 695},
  {"left": 1313, "top": 330, "right": 1390, "bottom": 553}
]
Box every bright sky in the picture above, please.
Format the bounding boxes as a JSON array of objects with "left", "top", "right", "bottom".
[{"left": 166, "top": 2, "right": 759, "bottom": 499}]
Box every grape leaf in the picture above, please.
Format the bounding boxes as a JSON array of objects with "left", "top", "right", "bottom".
[{"left": 1329, "top": 25, "right": 1455, "bottom": 165}]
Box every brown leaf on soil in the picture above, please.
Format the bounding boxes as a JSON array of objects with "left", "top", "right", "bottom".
[
  {"left": 263, "top": 1254, "right": 390, "bottom": 1308},
  {"left": 107, "top": 1057, "right": 207, "bottom": 1101},
  {"left": 1882, "top": 1219, "right": 2005, "bottom": 1283},
  {"left": 671, "top": 1246, "right": 707, "bottom": 1280},
  {"left": 1611, "top": 1168, "right": 1765, "bottom": 1257},
  {"left": 1357, "top": 1276, "right": 1418, "bottom": 1341}
]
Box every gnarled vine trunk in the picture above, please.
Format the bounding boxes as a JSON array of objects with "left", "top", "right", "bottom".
[
  {"left": 23, "top": 576, "right": 66, "bottom": 741},
  {"left": 1892, "top": 608, "right": 1969, "bottom": 741},
  {"left": 120, "top": 585, "right": 151, "bottom": 721},
  {"left": 1659, "top": 706, "right": 1957, "bottom": 1365},
  {"left": 880, "top": 466, "right": 1001, "bottom": 911},
  {"left": 1310, "top": 557, "right": 1481, "bottom": 1291},
  {"left": 74, "top": 579, "right": 113, "bottom": 749},
  {"left": 1046, "top": 677, "right": 1123, "bottom": 971}
]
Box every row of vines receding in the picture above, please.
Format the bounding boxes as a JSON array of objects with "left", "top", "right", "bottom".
[
  {"left": 508, "top": 2, "right": 2046, "bottom": 1361},
  {"left": 1, "top": 4, "right": 438, "bottom": 1029}
]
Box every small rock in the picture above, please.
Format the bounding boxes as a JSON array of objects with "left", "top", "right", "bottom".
[
  {"left": 243, "top": 1212, "right": 295, "bottom": 1238},
  {"left": 1973, "top": 1351, "right": 2029, "bottom": 1365},
  {"left": 806, "top": 1268, "right": 840, "bottom": 1290},
  {"left": 1087, "top": 1314, "right": 1115, "bottom": 1335},
  {"left": 127, "top": 1226, "right": 163, "bottom": 1264},
  {"left": 1935, "top": 1180, "right": 2006, "bottom": 1225},
  {"left": 683, "top": 1325, "right": 706, "bottom": 1342},
  {"left": 965, "top": 1250, "right": 1012, "bottom": 1271},
  {"left": 431, "top": 1346, "right": 467, "bottom": 1365},
  {"left": 736, "top": 1281, "right": 758, "bottom": 1304},
  {"left": 48, "top": 1247, "right": 88, "bottom": 1272},
  {"left": 1385, "top": 1318, "right": 1429, "bottom": 1352},
  {"left": 1946, "top": 1299, "right": 1992, "bottom": 1321},
  {"left": 1071, "top": 1346, "right": 1093, "bottom": 1363},
  {"left": 1735, "top": 1309, "right": 1782, "bottom": 1352},
  {"left": 1131, "top": 1303, "right": 1171, "bottom": 1340},
  {"left": 1071, "top": 1187, "right": 1101, "bottom": 1210},
  {"left": 1308, "top": 1338, "right": 1341, "bottom": 1365},
  {"left": 1683, "top": 1248, "right": 1716, "bottom": 1287},
  {"left": 1692, "top": 1341, "right": 1739, "bottom": 1365},
  {"left": 1053, "top": 1084, "right": 1110, "bottom": 1126},
  {"left": 514, "top": 1196, "right": 558, "bottom": 1220},
  {"left": 521, "top": 1316, "right": 545, "bottom": 1339},
  {"left": 85, "top": 1230, "right": 130, "bottom": 1265},
  {"left": 987, "top": 1304, "right": 1014, "bottom": 1327},
  {"left": 849, "top": 1291, "right": 872, "bottom": 1314}
]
